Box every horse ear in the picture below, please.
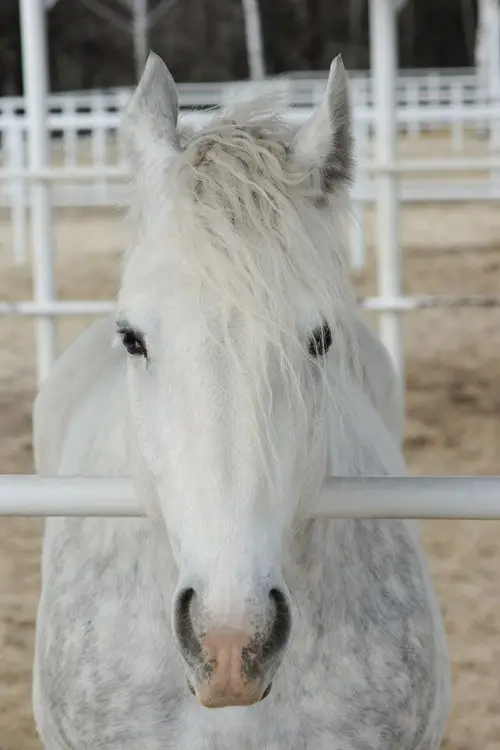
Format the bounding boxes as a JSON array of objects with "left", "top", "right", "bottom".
[
  {"left": 291, "top": 55, "right": 352, "bottom": 193},
  {"left": 123, "top": 51, "right": 182, "bottom": 165}
]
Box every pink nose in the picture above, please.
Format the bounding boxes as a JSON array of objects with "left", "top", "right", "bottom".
[{"left": 197, "top": 628, "right": 265, "bottom": 708}]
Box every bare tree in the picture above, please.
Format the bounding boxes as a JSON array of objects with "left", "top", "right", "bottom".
[
  {"left": 241, "top": 0, "right": 265, "bottom": 79},
  {"left": 77, "top": 0, "right": 182, "bottom": 81},
  {"left": 131, "top": 0, "right": 148, "bottom": 79},
  {"left": 460, "top": 0, "right": 476, "bottom": 66},
  {"left": 348, "top": 0, "right": 363, "bottom": 68}
]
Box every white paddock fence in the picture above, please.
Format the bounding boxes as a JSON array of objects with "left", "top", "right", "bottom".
[
  {"left": 3, "top": 65, "right": 500, "bottom": 390},
  {"left": 4, "top": 294, "right": 500, "bottom": 320},
  {"left": 4, "top": 101, "right": 500, "bottom": 270},
  {"left": 1, "top": 475, "right": 500, "bottom": 519},
  {"left": 3, "top": 99, "right": 500, "bottom": 380},
  {"left": 2, "top": 3, "right": 500, "bottom": 525},
  {"left": 2, "top": 67, "right": 500, "bottom": 267}
]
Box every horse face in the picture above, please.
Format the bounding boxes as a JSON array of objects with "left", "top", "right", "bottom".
[
  {"left": 116, "top": 276, "right": 331, "bottom": 706},
  {"left": 118, "top": 51, "right": 353, "bottom": 707}
]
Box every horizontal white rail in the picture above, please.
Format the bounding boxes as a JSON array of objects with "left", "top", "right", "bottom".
[
  {"left": 0, "top": 167, "right": 130, "bottom": 181},
  {"left": 0, "top": 476, "right": 136, "bottom": 516},
  {"left": 364, "top": 158, "right": 500, "bottom": 173},
  {"left": 361, "top": 295, "right": 500, "bottom": 311},
  {"left": 0, "top": 68, "right": 481, "bottom": 110},
  {"left": 1, "top": 180, "right": 497, "bottom": 208},
  {"left": 2, "top": 158, "right": 500, "bottom": 183},
  {"left": 0, "top": 300, "right": 114, "bottom": 316},
  {"left": 3, "top": 296, "right": 500, "bottom": 318},
  {"left": 1, "top": 475, "right": 500, "bottom": 519},
  {"left": 1, "top": 103, "right": 500, "bottom": 133},
  {"left": 0, "top": 69, "right": 480, "bottom": 107}
]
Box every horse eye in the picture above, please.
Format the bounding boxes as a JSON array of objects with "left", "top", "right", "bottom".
[
  {"left": 308, "top": 323, "right": 332, "bottom": 358},
  {"left": 119, "top": 328, "right": 147, "bottom": 357}
]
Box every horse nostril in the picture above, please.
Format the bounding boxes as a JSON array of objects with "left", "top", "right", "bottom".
[
  {"left": 173, "top": 587, "right": 203, "bottom": 665},
  {"left": 187, "top": 680, "right": 196, "bottom": 696},
  {"left": 261, "top": 682, "right": 273, "bottom": 700},
  {"left": 261, "top": 587, "right": 292, "bottom": 663}
]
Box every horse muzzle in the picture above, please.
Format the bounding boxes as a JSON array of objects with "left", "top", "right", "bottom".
[{"left": 174, "top": 587, "right": 291, "bottom": 708}]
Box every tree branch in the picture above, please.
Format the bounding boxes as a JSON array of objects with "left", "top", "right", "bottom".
[{"left": 77, "top": 0, "right": 132, "bottom": 36}]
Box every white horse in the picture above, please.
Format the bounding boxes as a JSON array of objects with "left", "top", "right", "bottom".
[{"left": 32, "top": 53, "right": 450, "bottom": 749}]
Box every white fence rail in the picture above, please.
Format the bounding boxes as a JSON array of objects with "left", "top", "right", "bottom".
[
  {"left": 0, "top": 67, "right": 485, "bottom": 113},
  {"left": 0, "top": 67, "right": 488, "bottom": 116},
  {"left": 3, "top": 295, "right": 500, "bottom": 319},
  {"left": 1, "top": 475, "right": 500, "bottom": 519}
]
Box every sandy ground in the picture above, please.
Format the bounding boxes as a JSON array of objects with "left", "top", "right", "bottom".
[{"left": 1, "top": 197, "right": 500, "bottom": 749}]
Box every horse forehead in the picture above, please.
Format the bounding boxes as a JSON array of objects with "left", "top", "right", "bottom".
[{"left": 123, "top": 262, "right": 322, "bottom": 321}]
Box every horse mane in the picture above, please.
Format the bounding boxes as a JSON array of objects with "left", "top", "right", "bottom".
[{"left": 172, "top": 100, "right": 357, "bottom": 347}]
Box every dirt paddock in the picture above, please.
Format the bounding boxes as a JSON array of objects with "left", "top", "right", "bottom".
[{"left": 1, "top": 201, "right": 500, "bottom": 749}]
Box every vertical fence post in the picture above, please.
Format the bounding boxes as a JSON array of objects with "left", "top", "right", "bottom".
[
  {"left": 451, "top": 80, "right": 464, "bottom": 153},
  {"left": 429, "top": 72, "right": 440, "bottom": 135},
  {"left": 19, "top": 0, "right": 58, "bottom": 384},
  {"left": 350, "top": 118, "right": 369, "bottom": 271},
  {"left": 486, "top": 0, "right": 500, "bottom": 192},
  {"left": 408, "top": 81, "right": 419, "bottom": 138},
  {"left": 132, "top": 0, "right": 149, "bottom": 83},
  {"left": 91, "top": 93, "right": 108, "bottom": 203},
  {"left": 369, "top": 0, "right": 404, "bottom": 389},
  {"left": 5, "top": 109, "right": 28, "bottom": 265},
  {"left": 64, "top": 95, "right": 78, "bottom": 168}
]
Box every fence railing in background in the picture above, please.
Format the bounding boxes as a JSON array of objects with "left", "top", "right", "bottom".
[
  {"left": 2, "top": 67, "right": 500, "bottom": 385},
  {"left": 2, "top": 109, "right": 500, "bottom": 236},
  {"left": 0, "top": 68, "right": 496, "bottom": 243},
  {"left": 0, "top": 67, "right": 485, "bottom": 111},
  {"left": 3, "top": 101, "right": 500, "bottom": 269}
]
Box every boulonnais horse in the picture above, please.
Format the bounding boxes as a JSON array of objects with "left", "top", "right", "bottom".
[{"left": 32, "top": 53, "right": 451, "bottom": 748}]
